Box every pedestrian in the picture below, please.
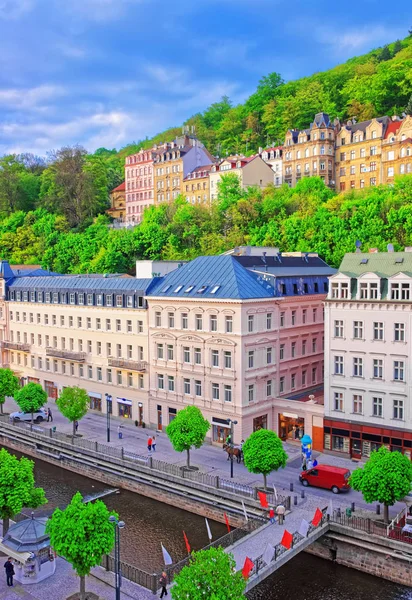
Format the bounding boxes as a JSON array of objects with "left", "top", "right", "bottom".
[
  {"left": 276, "top": 504, "right": 286, "bottom": 525},
  {"left": 74, "top": 420, "right": 79, "bottom": 433},
  {"left": 147, "top": 435, "right": 152, "bottom": 452},
  {"left": 240, "top": 439, "right": 245, "bottom": 462},
  {"left": 118, "top": 425, "right": 123, "bottom": 440},
  {"left": 152, "top": 435, "right": 156, "bottom": 452},
  {"left": 4, "top": 557, "right": 14, "bottom": 587},
  {"left": 269, "top": 507, "right": 275, "bottom": 524},
  {"left": 159, "top": 570, "right": 168, "bottom": 597},
  {"left": 47, "top": 407, "right": 53, "bottom": 422},
  {"left": 313, "top": 459, "right": 318, "bottom": 467},
  {"left": 302, "top": 454, "right": 307, "bottom": 471}
]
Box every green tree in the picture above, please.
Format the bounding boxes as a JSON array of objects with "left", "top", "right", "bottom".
[
  {"left": 172, "top": 547, "right": 245, "bottom": 599},
  {"left": 406, "top": 93, "right": 412, "bottom": 116},
  {"left": 350, "top": 446, "right": 412, "bottom": 524},
  {"left": 0, "top": 368, "right": 20, "bottom": 414},
  {"left": 393, "top": 40, "right": 402, "bottom": 54},
  {"left": 56, "top": 386, "right": 89, "bottom": 440},
  {"left": 0, "top": 448, "right": 46, "bottom": 534},
  {"left": 242, "top": 429, "right": 288, "bottom": 490},
  {"left": 46, "top": 492, "right": 116, "bottom": 600},
  {"left": 14, "top": 382, "right": 47, "bottom": 424},
  {"left": 378, "top": 45, "right": 392, "bottom": 62},
  {"left": 166, "top": 406, "right": 210, "bottom": 469}
]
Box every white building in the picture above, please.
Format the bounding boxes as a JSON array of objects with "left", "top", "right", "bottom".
[
  {"left": 324, "top": 249, "right": 412, "bottom": 460},
  {"left": 260, "top": 146, "right": 283, "bottom": 187}
]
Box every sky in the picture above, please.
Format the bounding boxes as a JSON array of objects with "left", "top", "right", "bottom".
[{"left": 0, "top": 0, "right": 409, "bottom": 156}]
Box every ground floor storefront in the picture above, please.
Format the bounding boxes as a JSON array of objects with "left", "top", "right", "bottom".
[
  {"left": 324, "top": 419, "right": 412, "bottom": 460},
  {"left": 273, "top": 398, "right": 324, "bottom": 451}
]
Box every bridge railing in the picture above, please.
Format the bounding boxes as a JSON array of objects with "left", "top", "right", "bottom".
[{"left": 330, "top": 511, "right": 412, "bottom": 544}]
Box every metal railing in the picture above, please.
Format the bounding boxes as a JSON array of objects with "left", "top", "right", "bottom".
[
  {"left": 45, "top": 347, "right": 86, "bottom": 362},
  {"left": 107, "top": 358, "right": 147, "bottom": 372},
  {"left": 1, "top": 341, "right": 31, "bottom": 352},
  {"left": 102, "top": 554, "right": 157, "bottom": 593}
]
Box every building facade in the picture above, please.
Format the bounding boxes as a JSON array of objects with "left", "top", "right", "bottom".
[
  {"left": 209, "top": 156, "right": 274, "bottom": 201},
  {"left": 125, "top": 148, "right": 156, "bottom": 224},
  {"left": 324, "top": 250, "right": 412, "bottom": 461},
  {"left": 106, "top": 182, "right": 126, "bottom": 223},
  {"left": 382, "top": 115, "right": 412, "bottom": 185},
  {"left": 182, "top": 165, "right": 213, "bottom": 205},
  {"left": 260, "top": 146, "right": 283, "bottom": 186}
]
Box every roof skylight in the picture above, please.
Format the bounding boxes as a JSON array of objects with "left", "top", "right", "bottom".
[
  {"left": 184, "top": 285, "right": 194, "bottom": 293},
  {"left": 174, "top": 285, "right": 183, "bottom": 292},
  {"left": 197, "top": 286, "right": 208, "bottom": 294},
  {"left": 210, "top": 285, "right": 220, "bottom": 294}
]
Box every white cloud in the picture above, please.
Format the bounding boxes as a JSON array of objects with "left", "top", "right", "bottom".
[
  {"left": 315, "top": 25, "right": 405, "bottom": 54},
  {"left": 0, "top": 85, "right": 66, "bottom": 109},
  {"left": 0, "top": 0, "right": 34, "bottom": 20}
]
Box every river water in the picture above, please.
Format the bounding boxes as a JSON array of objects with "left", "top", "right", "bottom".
[{"left": 6, "top": 448, "right": 412, "bottom": 599}]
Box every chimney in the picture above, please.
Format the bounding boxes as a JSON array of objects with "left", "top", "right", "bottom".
[{"left": 259, "top": 147, "right": 263, "bottom": 154}]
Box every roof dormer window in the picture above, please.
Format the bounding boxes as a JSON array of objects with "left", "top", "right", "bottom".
[
  {"left": 330, "top": 281, "right": 349, "bottom": 300},
  {"left": 358, "top": 281, "right": 379, "bottom": 300}
]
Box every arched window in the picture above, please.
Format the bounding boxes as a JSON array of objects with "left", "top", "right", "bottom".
[{"left": 320, "top": 145, "right": 325, "bottom": 155}]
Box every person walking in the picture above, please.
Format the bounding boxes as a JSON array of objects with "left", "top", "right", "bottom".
[
  {"left": 276, "top": 504, "right": 286, "bottom": 525},
  {"left": 118, "top": 425, "right": 123, "bottom": 440},
  {"left": 152, "top": 435, "right": 156, "bottom": 452},
  {"left": 159, "top": 571, "right": 168, "bottom": 597},
  {"left": 147, "top": 435, "right": 152, "bottom": 452},
  {"left": 74, "top": 420, "right": 79, "bottom": 434},
  {"left": 4, "top": 558, "right": 14, "bottom": 587},
  {"left": 47, "top": 407, "right": 53, "bottom": 422},
  {"left": 240, "top": 439, "right": 245, "bottom": 462},
  {"left": 269, "top": 507, "right": 275, "bottom": 524}
]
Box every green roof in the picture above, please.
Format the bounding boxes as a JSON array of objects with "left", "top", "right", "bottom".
[{"left": 338, "top": 252, "right": 412, "bottom": 279}]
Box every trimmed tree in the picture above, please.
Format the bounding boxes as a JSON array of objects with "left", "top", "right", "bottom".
[
  {"left": 46, "top": 492, "right": 116, "bottom": 600},
  {"left": 242, "top": 429, "right": 288, "bottom": 490},
  {"left": 166, "top": 406, "right": 210, "bottom": 469},
  {"left": 15, "top": 382, "right": 47, "bottom": 424},
  {"left": 350, "top": 446, "right": 412, "bottom": 524},
  {"left": 0, "top": 447, "right": 47, "bottom": 534},
  {"left": 56, "top": 386, "right": 89, "bottom": 440},
  {"left": 171, "top": 547, "right": 246, "bottom": 600},
  {"left": 0, "top": 367, "right": 20, "bottom": 414}
]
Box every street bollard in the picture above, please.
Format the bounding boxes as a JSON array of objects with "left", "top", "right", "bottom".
[
  {"left": 301, "top": 490, "right": 305, "bottom": 499},
  {"left": 290, "top": 483, "right": 294, "bottom": 492},
  {"left": 294, "top": 495, "right": 298, "bottom": 506},
  {"left": 351, "top": 502, "right": 355, "bottom": 512},
  {"left": 337, "top": 507, "right": 341, "bottom": 518},
  {"left": 376, "top": 504, "right": 381, "bottom": 515}
]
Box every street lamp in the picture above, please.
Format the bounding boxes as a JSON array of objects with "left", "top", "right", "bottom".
[
  {"left": 227, "top": 419, "right": 238, "bottom": 479},
  {"left": 109, "top": 515, "right": 125, "bottom": 600},
  {"left": 105, "top": 393, "right": 112, "bottom": 443}
]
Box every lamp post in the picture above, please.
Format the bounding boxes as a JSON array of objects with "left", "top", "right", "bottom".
[
  {"left": 227, "top": 419, "right": 238, "bottom": 479},
  {"left": 109, "top": 516, "right": 125, "bottom": 600},
  {"left": 105, "top": 393, "right": 112, "bottom": 442}
]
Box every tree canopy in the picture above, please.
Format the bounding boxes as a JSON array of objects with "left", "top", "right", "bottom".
[
  {"left": 242, "top": 429, "right": 288, "bottom": 489},
  {"left": 14, "top": 382, "right": 47, "bottom": 423},
  {"left": 0, "top": 448, "right": 46, "bottom": 534},
  {"left": 0, "top": 368, "right": 20, "bottom": 413},
  {"left": 350, "top": 446, "right": 412, "bottom": 523},
  {"left": 166, "top": 406, "right": 210, "bottom": 469},
  {"left": 56, "top": 386, "right": 89, "bottom": 440},
  {"left": 46, "top": 492, "right": 116, "bottom": 600},
  {"left": 171, "top": 547, "right": 246, "bottom": 600}
]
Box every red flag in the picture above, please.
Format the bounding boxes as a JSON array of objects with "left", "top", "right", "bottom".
[
  {"left": 241, "top": 556, "right": 254, "bottom": 579},
  {"left": 183, "top": 531, "right": 191, "bottom": 555},
  {"left": 224, "top": 512, "right": 231, "bottom": 533},
  {"left": 258, "top": 491, "right": 268, "bottom": 508},
  {"left": 312, "top": 508, "right": 322, "bottom": 527},
  {"left": 280, "top": 530, "right": 293, "bottom": 550}
]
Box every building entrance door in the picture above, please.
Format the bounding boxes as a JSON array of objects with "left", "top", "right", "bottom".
[
  {"left": 157, "top": 405, "right": 162, "bottom": 431},
  {"left": 351, "top": 438, "right": 362, "bottom": 460}
]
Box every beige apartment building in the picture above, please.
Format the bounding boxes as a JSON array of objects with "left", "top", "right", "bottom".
[{"left": 209, "top": 155, "right": 274, "bottom": 201}]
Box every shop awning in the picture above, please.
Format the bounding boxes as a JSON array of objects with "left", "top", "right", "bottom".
[
  {"left": 0, "top": 541, "right": 31, "bottom": 563},
  {"left": 88, "top": 392, "right": 102, "bottom": 399},
  {"left": 116, "top": 398, "right": 132, "bottom": 406}
]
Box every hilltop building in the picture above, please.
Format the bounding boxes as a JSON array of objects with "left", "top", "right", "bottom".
[
  {"left": 209, "top": 155, "right": 274, "bottom": 201},
  {"left": 106, "top": 182, "right": 126, "bottom": 223}
]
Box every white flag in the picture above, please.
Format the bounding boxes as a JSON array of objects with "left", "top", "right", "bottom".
[
  {"left": 241, "top": 500, "right": 248, "bottom": 522},
  {"left": 298, "top": 519, "right": 310, "bottom": 538},
  {"left": 326, "top": 499, "right": 333, "bottom": 516},
  {"left": 205, "top": 518, "right": 212, "bottom": 541},
  {"left": 272, "top": 484, "right": 278, "bottom": 503},
  {"left": 161, "top": 543, "right": 173, "bottom": 566},
  {"left": 262, "top": 543, "right": 275, "bottom": 566}
]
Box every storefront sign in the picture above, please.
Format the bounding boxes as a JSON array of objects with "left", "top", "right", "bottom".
[
  {"left": 117, "top": 398, "right": 132, "bottom": 406},
  {"left": 282, "top": 412, "right": 299, "bottom": 419}
]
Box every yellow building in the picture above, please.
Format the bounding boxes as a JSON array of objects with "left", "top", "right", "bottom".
[
  {"left": 381, "top": 115, "right": 412, "bottom": 185},
  {"left": 182, "top": 165, "right": 213, "bottom": 205},
  {"left": 106, "top": 182, "right": 126, "bottom": 222},
  {"left": 283, "top": 113, "right": 335, "bottom": 188}
]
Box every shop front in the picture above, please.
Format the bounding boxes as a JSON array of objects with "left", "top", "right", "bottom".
[
  {"left": 117, "top": 397, "right": 132, "bottom": 419},
  {"left": 44, "top": 380, "right": 58, "bottom": 400},
  {"left": 278, "top": 412, "right": 305, "bottom": 441},
  {"left": 253, "top": 414, "right": 268, "bottom": 432},
  {"left": 212, "top": 417, "right": 230, "bottom": 444},
  {"left": 27, "top": 377, "right": 40, "bottom": 384},
  {"left": 168, "top": 407, "right": 177, "bottom": 424},
  {"left": 88, "top": 392, "right": 102, "bottom": 412},
  {"left": 324, "top": 419, "right": 412, "bottom": 460}
]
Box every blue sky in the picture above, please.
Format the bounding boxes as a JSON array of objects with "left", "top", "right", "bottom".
[{"left": 0, "top": 0, "right": 409, "bottom": 156}]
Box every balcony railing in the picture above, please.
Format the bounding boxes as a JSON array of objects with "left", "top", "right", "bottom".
[
  {"left": 46, "top": 347, "right": 86, "bottom": 362},
  {"left": 1, "top": 341, "right": 31, "bottom": 352},
  {"left": 108, "top": 358, "right": 147, "bottom": 372}
]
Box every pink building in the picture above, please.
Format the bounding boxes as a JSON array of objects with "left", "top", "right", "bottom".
[{"left": 125, "top": 148, "right": 156, "bottom": 225}]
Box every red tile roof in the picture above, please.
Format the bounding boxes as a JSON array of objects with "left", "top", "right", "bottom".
[
  {"left": 111, "top": 182, "right": 125, "bottom": 193},
  {"left": 384, "top": 120, "right": 403, "bottom": 139}
]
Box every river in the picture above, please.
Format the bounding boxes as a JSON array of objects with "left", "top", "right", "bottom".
[{"left": 5, "top": 448, "right": 412, "bottom": 599}]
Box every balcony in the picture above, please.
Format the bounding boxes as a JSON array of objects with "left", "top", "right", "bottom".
[
  {"left": 108, "top": 358, "right": 147, "bottom": 372},
  {"left": 1, "top": 341, "right": 31, "bottom": 352},
  {"left": 46, "top": 347, "right": 86, "bottom": 362}
]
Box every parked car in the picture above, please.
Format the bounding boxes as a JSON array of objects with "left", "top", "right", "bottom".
[
  {"left": 9, "top": 408, "right": 48, "bottom": 423},
  {"left": 299, "top": 464, "right": 351, "bottom": 494}
]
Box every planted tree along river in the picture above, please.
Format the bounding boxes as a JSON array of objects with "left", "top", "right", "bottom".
[{"left": 5, "top": 448, "right": 411, "bottom": 599}]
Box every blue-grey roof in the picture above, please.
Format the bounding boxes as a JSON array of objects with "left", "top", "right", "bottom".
[
  {"left": 148, "top": 256, "right": 275, "bottom": 299},
  {"left": 13, "top": 268, "right": 61, "bottom": 278},
  {"left": 0, "top": 261, "right": 14, "bottom": 279},
  {"left": 8, "top": 276, "right": 157, "bottom": 294}
]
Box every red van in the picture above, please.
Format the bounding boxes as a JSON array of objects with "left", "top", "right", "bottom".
[{"left": 299, "top": 465, "right": 351, "bottom": 494}]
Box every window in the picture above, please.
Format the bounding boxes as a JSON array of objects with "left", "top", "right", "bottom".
[
  {"left": 116, "top": 295, "right": 123, "bottom": 308},
  {"left": 334, "top": 320, "right": 344, "bottom": 337},
  {"left": 266, "top": 313, "right": 272, "bottom": 330},
  {"left": 280, "top": 312, "right": 285, "bottom": 327},
  {"left": 266, "top": 380, "right": 272, "bottom": 397},
  {"left": 353, "top": 394, "right": 363, "bottom": 414},
  {"left": 394, "top": 361, "right": 405, "bottom": 381},
  {"left": 225, "top": 316, "right": 233, "bottom": 333},
  {"left": 248, "top": 384, "right": 254, "bottom": 403},
  {"left": 394, "top": 323, "right": 405, "bottom": 342},
  {"left": 97, "top": 341, "right": 102, "bottom": 356},
  {"left": 168, "top": 376, "right": 175, "bottom": 392},
  {"left": 168, "top": 312, "right": 175, "bottom": 328},
  {"left": 138, "top": 346, "right": 144, "bottom": 360},
  {"left": 402, "top": 283, "right": 410, "bottom": 300},
  {"left": 107, "top": 369, "right": 112, "bottom": 383},
  {"left": 302, "top": 340, "right": 307, "bottom": 355},
  {"left": 96, "top": 318, "right": 101, "bottom": 331},
  {"left": 291, "top": 342, "right": 296, "bottom": 358},
  {"left": 195, "top": 380, "right": 202, "bottom": 396},
  {"left": 137, "top": 320, "right": 143, "bottom": 333},
  {"left": 158, "top": 374, "right": 164, "bottom": 389},
  {"left": 353, "top": 321, "right": 363, "bottom": 339},
  {"left": 167, "top": 344, "right": 174, "bottom": 361},
  {"left": 312, "top": 338, "right": 317, "bottom": 353},
  {"left": 212, "top": 383, "right": 219, "bottom": 400},
  {"left": 279, "top": 344, "right": 284, "bottom": 360},
  {"left": 224, "top": 351, "right": 232, "bottom": 369},
  {"left": 248, "top": 315, "right": 254, "bottom": 332},
  {"left": 195, "top": 314, "right": 203, "bottom": 330},
  {"left": 77, "top": 316, "right": 82, "bottom": 328},
  {"left": 224, "top": 385, "right": 232, "bottom": 403},
  {"left": 279, "top": 376, "right": 285, "bottom": 393},
  {"left": 373, "top": 397, "right": 383, "bottom": 417},
  {"left": 138, "top": 374, "right": 144, "bottom": 389},
  {"left": 387, "top": 167, "right": 394, "bottom": 177},
  {"left": 248, "top": 350, "right": 254, "bottom": 368},
  {"left": 334, "top": 392, "right": 343, "bottom": 411},
  {"left": 211, "top": 349, "right": 219, "bottom": 367},
  {"left": 373, "top": 322, "right": 384, "bottom": 340},
  {"left": 353, "top": 357, "right": 363, "bottom": 377},
  {"left": 193, "top": 347, "right": 201, "bottom": 365},
  {"left": 183, "top": 347, "right": 190, "bottom": 363},
  {"left": 393, "top": 399, "right": 404, "bottom": 420},
  {"left": 291, "top": 311, "right": 296, "bottom": 325},
  {"left": 126, "top": 320, "right": 132, "bottom": 333},
  {"left": 291, "top": 374, "right": 296, "bottom": 389},
  {"left": 334, "top": 356, "right": 344, "bottom": 375},
  {"left": 266, "top": 347, "right": 272, "bottom": 364},
  {"left": 373, "top": 359, "right": 383, "bottom": 379},
  {"left": 155, "top": 312, "right": 161, "bottom": 327},
  {"left": 182, "top": 313, "right": 188, "bottom": 329},
  {"left": 87, "top": 317, "right": 91, "bottom": 329},
  {"left": 157, "top": 344, "right": 164, "bottom": 360}
]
